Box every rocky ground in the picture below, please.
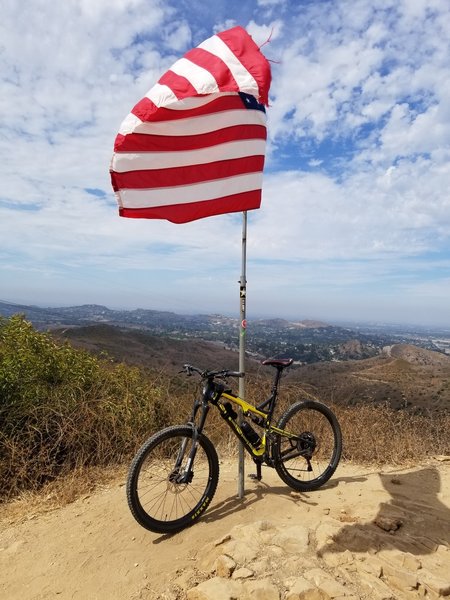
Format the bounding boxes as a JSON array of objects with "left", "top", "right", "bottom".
[{"left": 1, "top": 458, "right": 449, "bottom": 600}]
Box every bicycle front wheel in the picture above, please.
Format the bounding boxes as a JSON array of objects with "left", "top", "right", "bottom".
[
  {"left": 274, "top": 400, "right": 342, "bottom": 491},
  {"left": 126, "top": 425, "right": 219, "bottom": 534}
]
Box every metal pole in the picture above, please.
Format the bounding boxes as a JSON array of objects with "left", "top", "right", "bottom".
[{"left": 238, "top": 211, "right": 247, "bottom": 499}]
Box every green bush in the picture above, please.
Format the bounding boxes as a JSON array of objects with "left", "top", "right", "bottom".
[{"left": 0, "top": 315, "right": 169, "bottom": 500}]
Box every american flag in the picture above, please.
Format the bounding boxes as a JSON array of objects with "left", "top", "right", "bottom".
[{"left": 110, "top": 26, "right": 271, "bottom": 224}]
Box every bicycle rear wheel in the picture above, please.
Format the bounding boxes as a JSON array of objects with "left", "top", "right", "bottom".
[
  {"left": 126, "top": 425, "right": 219, "bottom": 534},
  {"left": 274, "top": 400, "right": 342, "bottom": 491}
]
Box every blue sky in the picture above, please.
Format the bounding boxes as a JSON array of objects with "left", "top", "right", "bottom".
[{"left": 1, "top": 0, "right": 450, "bottom": 326}]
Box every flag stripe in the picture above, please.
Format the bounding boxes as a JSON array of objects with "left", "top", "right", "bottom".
[
  {"left": 184, "top": 48, "right": 239, "bottom": 93},
  {"left": 116, "top": 172, "right": 263, "bottom": 209},
  {"left": 118, "top": 108, "right": 266, "bottom": 140},
  {"left": 198, "top": 35, "right": 259, "bottom": 100},
  {"left": 114, "top": 123, "right": 266, "bottom": 153},
  {"left": 158, "top": 70, "right": 198, "bottom": 99},
  {"left": 146, "top": 83, "right": 179, "bottom": 108},
  {"left": 128, "top": 93, "right": 248, "bottom": 129},
  {"left": 112, "top": 139, "right": 266, "bottom": 172},
  {"left": 218, "top": 27, "right": 271, "bottom": 105},
  {"left": 168, "top": 57, "right": 219, "bottom": 94},
  {"left": 112, "top": 156, "right": 265, "bottom": 190},
  {"left": 118, "top": 190, "right": 261, "bottom": 223}
]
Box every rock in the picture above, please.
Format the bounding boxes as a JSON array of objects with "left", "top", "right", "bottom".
[
  {"left": 271, "top": 525, "right": 309, "bottom": 554},
  {"left": 186, "top": 576, "right": 243, "bottom": 600},
  {"left": 303, "top": 568, "right": 347, "bottom": 598},
  {"left": 321, "top": 549, "right": 353, "bottom": 568},
  {"left": 215, "top": 554, "right": 236, "bottom": 578},
  {"left": 401, "top": 552, "right": 422, "bottom": 572},
  {"left": 315, "top": 519, "right": 343, "bottom": 548},
  {"left": 418, "top": 570, "right": 450, "bottom": 597},
  {"left": 380, "top": 559, "right": 418, "bottom": 592},
  {"left": 232, "top": 567, "right": 254, "bottom": 580},
  {"left": 220, "top": 539, "right": 259, "bottom": 564},
  {"left": 243, "top": 578, "right": 280, "bottom": 599},
  {"left": 373, "top": 515, "right": 403, "bottom": 532},
  {"left": 358, "top": 556, "right": 383, "bottom": 578},
  {"left": 357, "top": 570, "right": 399, "bottom": 600},
  {"left": 285, "top": 576, "right": 327, "bottom": 600}
]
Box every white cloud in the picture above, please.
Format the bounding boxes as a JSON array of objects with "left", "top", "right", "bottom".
[{"left": 1, "top": 0, "right": 450, "bottom": 325}]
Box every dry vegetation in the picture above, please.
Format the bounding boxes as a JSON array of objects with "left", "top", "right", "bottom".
[{"left": 1, "top": 316, "right": 449, "bottom": 510}]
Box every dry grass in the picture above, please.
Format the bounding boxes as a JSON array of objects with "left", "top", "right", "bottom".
[{"left": 2, "top": 317, "right": 449, "bottom": 518}]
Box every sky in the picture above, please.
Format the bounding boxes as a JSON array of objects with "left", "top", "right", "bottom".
[{"left": 1, "top": 0, "right": 450, "bottom": 327}]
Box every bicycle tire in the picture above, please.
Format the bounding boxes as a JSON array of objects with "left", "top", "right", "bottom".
[
  {"left": 126, "top": 425, "right": 219, "bottom": 534},
  {"left": 273, "top": 400, "right": 342, "bottom": 491}
]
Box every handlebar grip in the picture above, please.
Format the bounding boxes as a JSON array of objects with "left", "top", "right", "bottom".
[{"left": 227, "top": 371, "right": 245, "bottom": 378}]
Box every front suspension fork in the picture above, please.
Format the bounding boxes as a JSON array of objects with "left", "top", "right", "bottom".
[{"left": 174, "top": 401, "right": 210, "bottom": 484}]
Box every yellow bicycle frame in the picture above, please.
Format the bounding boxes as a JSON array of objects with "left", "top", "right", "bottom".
[{"left": 218, "top": 391, "right": 298, "bottom": 458}]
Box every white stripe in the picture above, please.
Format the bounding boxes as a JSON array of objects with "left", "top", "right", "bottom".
[
  {"left": 118, "top": 112, "right": 143, "bottom": 136},
  {"left": 170, "top": 58, "right": 219, "bottom": 95},
  {"left": 112, "top": 139, "right": 266, "bottom": 172},
  {"left": 118, "top": 172, "right": 263, "bottom": 208},
  {"left": 163, "top": 92, "right": 235, "bottom": 110},
  {"left": 119, "top": 94, "right": 236, "bottom": 137},
  {"left": 145, "top": 83, "right": 178, "bottom": 108},
  {"left": 124, "top": 108, "right": 266, "bottom": 137},
  {"left": 198, "top": 35, "right": 259, "bottom": 98}
]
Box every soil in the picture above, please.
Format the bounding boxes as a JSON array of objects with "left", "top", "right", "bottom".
[{"left": 1, "top": 458, "right": 449, "bottom": 599}]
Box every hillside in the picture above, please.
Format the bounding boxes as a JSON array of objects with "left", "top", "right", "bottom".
[
  {"left": 287, "top": 344, "right": 450, "bottom": 414},
  {"left": 52, "top": 325, "right": 450, "bottom": 415},
  {"left": 53, "top": 324, "right": 261, "bottom": 373}
]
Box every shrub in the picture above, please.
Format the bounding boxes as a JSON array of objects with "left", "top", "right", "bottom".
[{"left": 0, "top": 315, "right": 169, "bottom": 500}]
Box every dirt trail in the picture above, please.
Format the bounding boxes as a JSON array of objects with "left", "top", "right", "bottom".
[{"left": 1, "top": 459, "right": 449, "bottom": 599}]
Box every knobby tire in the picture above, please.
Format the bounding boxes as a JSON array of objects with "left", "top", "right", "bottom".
[
  {"left": 126, "top": 425, "right": 219, "bottom": 534},
  {"left": 274, "top": 399, "right": 342, "bottom": 491}
]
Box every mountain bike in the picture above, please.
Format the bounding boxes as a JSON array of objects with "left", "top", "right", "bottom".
[{"left": 126, "top": 358, "right": 342, "bottom": 534}]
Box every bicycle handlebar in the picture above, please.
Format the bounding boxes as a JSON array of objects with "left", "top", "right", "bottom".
[{"left": 181, "top": 364, "right": 244, "bottom": 380}]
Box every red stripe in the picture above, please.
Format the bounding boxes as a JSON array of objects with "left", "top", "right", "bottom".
[
  {"left": 217, "top": 27, "right": 271, "bottom": 106},
  {"left": 112, "top": 156, "right": 265, "bottom": 189},
  {"left": 119, "top": 190, "right": 262, "bottom": 223},
  {"left": 131, "top": 97, "right": 158, "bottom": 122},
  {"left": 131, "top": 94, "right": 245, "bottom": 123},
  {"left": 158, "top": 70, "right": 198, "bottom": 99},
  {"left": 184, "top": 48, "right": 239, "bottom": 93},
  {"left": 114, "top": 124, "right": 266, "bottom": 153}
]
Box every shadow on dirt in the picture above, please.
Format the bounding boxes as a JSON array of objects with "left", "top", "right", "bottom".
[{"left": 319, "top": 467, "right": 449, "bottom": 556}]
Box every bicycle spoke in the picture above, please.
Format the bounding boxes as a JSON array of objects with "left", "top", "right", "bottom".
[
  {"left": 127, "top": 426, "right": 219, "bottom": 532},
  {"left": 274, "top": 400, "right": 342, "bottom": 491}
]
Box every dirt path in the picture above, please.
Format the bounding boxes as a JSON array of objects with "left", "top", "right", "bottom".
[{"left": 1, "top": 458, "right": 449, "bottom": 599}]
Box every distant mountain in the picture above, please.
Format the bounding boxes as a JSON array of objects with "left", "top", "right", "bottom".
[{"left": 1, "top": 300, "right": 449, "bottom": 365}]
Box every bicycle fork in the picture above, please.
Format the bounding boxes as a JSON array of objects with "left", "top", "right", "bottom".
[{"left": 172, "top": 400, "right": 210, "bottom": 485}]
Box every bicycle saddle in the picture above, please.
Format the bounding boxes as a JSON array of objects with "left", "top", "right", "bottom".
[{"left": 262, "top": 358, "right": 294, "bottom": 368}]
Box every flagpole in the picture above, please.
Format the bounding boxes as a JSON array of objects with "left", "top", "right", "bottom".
[{"left": 238, "top": 210, "right": 247, "bottom": 499}]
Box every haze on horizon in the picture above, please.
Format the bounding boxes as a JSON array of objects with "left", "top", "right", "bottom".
[{"left": 1, "top": 1, "right": 449, "bottom": 329}]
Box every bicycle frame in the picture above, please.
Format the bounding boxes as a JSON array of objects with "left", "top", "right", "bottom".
[{"left": 188, "top": 370, "right": 299, "bottom": 462}]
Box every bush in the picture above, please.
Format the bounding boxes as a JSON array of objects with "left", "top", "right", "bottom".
[{"left": 0, "top": 315, "right": 169, "bottom": 500}]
